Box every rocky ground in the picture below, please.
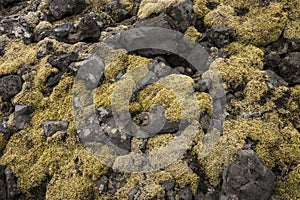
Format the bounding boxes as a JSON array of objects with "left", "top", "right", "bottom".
[{"left": 0, "top": 0, "right": 299, "bottom": 199}]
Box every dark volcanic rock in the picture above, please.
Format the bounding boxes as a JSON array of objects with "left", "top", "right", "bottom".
[
  {"left": 42, "top": 120, "right": 69, "bottom": 138},
  {"left": 105, "top": 1, "right": 131, "bottom": 23},
  {"left": 277, "top": 53, "right": 300, "bottom": 84},
  {"left": 0, "top": 75, "right": 23, "bottom": 101},
  {"left": 0, "top": 0, "right": 25, "bottom": 7},
  {"left": 8, "top": 105, "right": 34, "bottom": 130},
  {"left": 48, "top": 0, "right": 87, "bottom": 20},
  {"left": 177, "top": 186, "right": 193, "bottom": 200},
  {"left": 0, "top": 166, "right": 6, "bottom": 200},
  {"left": 5, "top": 166, "right": 22, "bottom": 200},
  {"left": 134, "top": 13, "right": 174, "bottom": 30},
  {"left": 47, "top": 52, "right": 78, "bottom": 71},
  {"left": 166, "top": 0, "right": 194, "bottom": 32},
  {"left": 205, "top": 26, "right": 236, "bottom": 48},
  {"left": 220, "top": 149, "right": 275, "bottom": 200},
  {"left": 53, "top": 22, "right": 74, "bottom": 39},
  {"left": 68, "top": 15, "right": 101, "bottom": 43}
]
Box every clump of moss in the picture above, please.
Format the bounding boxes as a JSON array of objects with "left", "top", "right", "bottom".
[
  {"left": 137, "top": 0, "right": 185, "bottom": 18},
  {"left": 104, "top": 54, "right": 151, "bottom": 80},
  {"left": 0, "top": 132, "right": 6, "bottom": 151},
  {"left": 213, "top": 42, "right": 266, "bottom": 90},
  {"left": 0, "top": 40, "right": 37, "bottom": 75},
  {"left": 184, "top": 26, "right": 202, "bottom": 41},
  {"left": 283, "top": 19, "right": 300, "bottom": 39},
  {"left": 113, "top": 160, "right": 199, "bottom": 199},
  {"left": 204, "top": 3, "right": 288, "bottom": 46},
  {"left": 1, "top": 73, "right": 108, "bottom": 197},
  {"left": 275, "top": 164, "right": 300, "bottom": 199},
  {"left": 196, "top": 117, "right": 300, "bottom": 193}
]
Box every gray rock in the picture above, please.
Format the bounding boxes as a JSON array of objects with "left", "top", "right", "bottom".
[
  {"left": 48, "top": 0, "right": 86, "bottom": 20},
  {"left": 0, "top": 75, "right": 23, "bottom": 101},
  {"left": 0, "top": 0, "right": 25, "bottom": 7},
  {"left": 68, "top": 14, "right": 101, "bottom": 43},
  {"left": 166, "top": 0, "right": 194, "bottom": 32},
  {"left": 5, "top": 166, "right": 22, "bottom": 200},
  {"left": 8, "top": 105, "right": 34, "bottom": 130},
  {"left": 278, "top": 53, "right": 300, "bottom": 84},
  {"left": 220, "top": 149, "right": 275, "bottom": 200},
  {"left": 134, "top": 13, "right": 174, "bottom": 30},
  {"left": 42, "top": 120, "right": 69, "bottom": 138},
  {"left": 0, "top": 166, "right": 6, "bottom": 200},
  {"left": 205, "top": 26, "right": 236, "bottom": 48},
  {"left": 177, "top": 186, "right": 193, "bottom": 200}
]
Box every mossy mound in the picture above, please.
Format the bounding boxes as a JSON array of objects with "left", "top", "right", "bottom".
[
  {"left": 138, "top": 0, "right": 185, "bottom": 18},
  {"left": 0, "top": 40, "right": 37, "bottom": 75},
  {"left": 203, "top": 3, "right": 287, "bottom": 46}
]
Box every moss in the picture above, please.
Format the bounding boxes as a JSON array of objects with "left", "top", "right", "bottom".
[
  {"left": 33, "top": 57, "right": 59, "bottom": 93},
  {"left": 34, "top": 21, "right": 53, "bottom": 32},
  {"left": 283, "top": 19, "right": 300, "bottom": 39},
  {"left": 137, "top": 0, "right": 185, "bottom": 18},
  {"left": 204, "top": 3, "right": 288, "bottom": 46},
  {"left": 0, "top": 40, "right": 37, "bottom": 75},
  {"left": 193, "top": 0, "right": 213, "bottom": 18},
  {"left": 0, "top": 73, "right": 108, "bottom": 197},
  {"left": 46, "top": 174, "right": 97, "bottom": 200},
  {"left": 184, "top": 26, "right": 202, "bottom": 41},
  {"left": 275, "top": 164, "right": 300, "bottom": 200},
  {"left": 197, "top": 118, "right": 300, "bottom": 190},
  {"left": 104, "top": 54, "right": 151, "bottom": 80},
  {"left": 0, "top": 132, "right": 6, "bottom": 151},
  {"left": 93, "top": 82, "right": 116, "bottom": 108}
]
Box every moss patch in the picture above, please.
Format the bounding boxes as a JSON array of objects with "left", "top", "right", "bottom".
[
  {"left": 204, "top": 3, "right": 287, "bottom": 46},
  {"left": 138, "top": 0, "right": 184, "bottom": 18},
  {"left": 283, "top": 19, "right": 300, "bottom": 39},
  {"left": 0, "top": 132, "right": 6, "bottom": 151},
  {"left": 0, "top": 40, "right": 37, "bottom": 75}
]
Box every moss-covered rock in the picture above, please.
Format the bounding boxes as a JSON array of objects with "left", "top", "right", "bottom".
[
  {"left": 0, "top": 40, "right": 37, "bottom": 75},
  {"left": 204, "top": 3, "right": 288, "bottom": 46},
  {"left": 138, "top": 0, "right": 185, "bottom": 18}
]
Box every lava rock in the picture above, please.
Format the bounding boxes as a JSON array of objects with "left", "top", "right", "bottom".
[
  {"left": 160, "top": 178, "right": 175, "bottom": 191},
  {"left": 8, "top": 105, "right": 34, "bottom": 130},
  {"left": 48, "top": 0, "right": 86, "bottom": 20},
  {"left": 166, "top": 0, "right": 194, "bottom": 32},
  {"left": 177, "top": 186, "right": 193, "bottom": 200},
  {"left": 53, "top": 22, "right": 74, "bottom": 39},
  {"left": 47, "top": 52, "right": 78, "bottom": 71},
  {"left": 277, "top": 53, "right": 300, "bottom": 84},
  {"left": 105, "top": 1, "right": 131, "bottom": 23},
  {"left": 95, "top": 176, "right": 108, "bottom": 194},
  {"left": 220, "top": 149, "right": 275, "bottom": 200},
  {"left": 287, "top": 38, "right": 300, "bottom": 52},
  {"left": 42, "top": 120, "right": 69, "bottom": 138},
  {"left": 134, "top": 13, "right": 175, "bottom": 30},
  {"left": 0, "top": 75, "right": 23, "bottom": 101},
  {"left": 5, "top": 166, "right": 22, "bottom": 199},
  {"left": 0, "top": 0, "right": 25, "bottom": 7},
  {"left": 68, "top": 15, "right": 101, "bottom": 43},
  {"left": 0, "top": 166, "right": 6, "bottom": 200},
  {"left": 206, "top": 26, "right": 236, "bottom": 48}
]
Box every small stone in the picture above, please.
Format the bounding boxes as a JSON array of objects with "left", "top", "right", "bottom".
[
  {"left": 160, "top": 179, "right": 175, "bottom": 191},
  {"left": 68, "top": 15, "right": 101, "bottom": 43},
  {"left": 206, "top": 26, "right": 236, "bottom": 48},
  {"left": 47, "top": 52, "right": 78, "bottom": 71},
  {"left": 7, "top": 105, "right": 34, "bottom": 130},
  {"left": 5, "top": 166, "right": 22, "bottom": 200},
  {"left": 48, "top": 0, "right": 87, "bottom": 20},
  {"left": 42, "top": 120, "right": 69, "bottom": 138},
  {"left": 177, "top": 186, "right": 193, "bottom": 200},
  {"left": 220, "top": 149, "right": 275, "bottom": 200},
  {"left": 0, "top": 75, "right": 23, "bottom": 101}
]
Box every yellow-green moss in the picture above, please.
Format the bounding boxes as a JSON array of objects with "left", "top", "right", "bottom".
[
  {"left": 204, "top": 3, "right": 287, "bottom": 46},
  {"left": 104, "top": 54, "right": 151, "bottom": 80},
  {"left": 0, "top": 132, "right": 6, "bottom": 151},
  {"left": 275, "top": 164, "right": 300, "bottom": 200},
  {"left": 212, "top": 42, "right": 266, "bottom": 90},
  {"left": 138, "top": 0, "right": 184, "bottom": 18},
  {"left": 0, "top": 40, "right": 37, "bottom": 75},
  {"left": 197, "top": 118, "right": 300, "bottom": 191},
  {"left": 283, "top": 19, "right": 300, "bottom": 39},
  {"left": 34, "top": 21, "right": 53, "bottom": 32},
  {"left": 184, "top": 26, "right": 202, "bottom": 41}
]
